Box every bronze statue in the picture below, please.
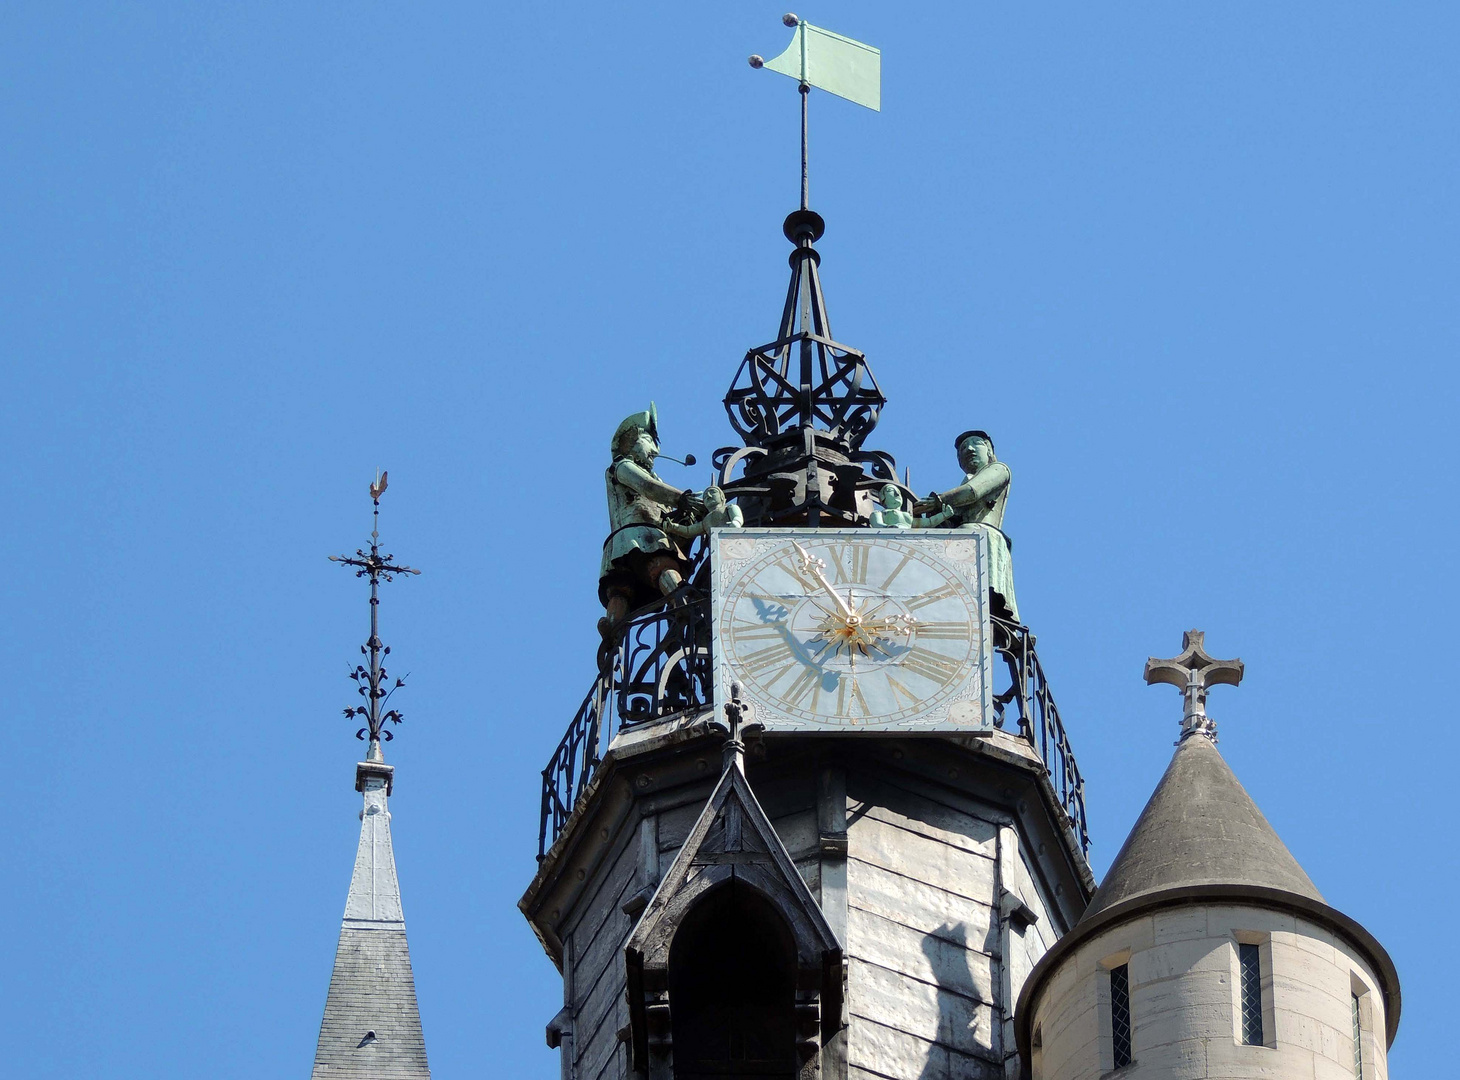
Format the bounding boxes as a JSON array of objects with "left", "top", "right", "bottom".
[
  {"left": 599, "top": 405, "right": 702, "bottom": 637},
  {"left": 667, "top": 485, "right": 744, "bottom": 539},
  {"left": 918, "top": 430, "right": 1019, "bottom": 622},
  {"left": 869, "top": 484, "right": 913, "bottom": 528}
]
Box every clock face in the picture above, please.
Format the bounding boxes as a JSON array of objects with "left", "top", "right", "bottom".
[{"left": 711, "top": 529, "right": 993, "bottom": 732}]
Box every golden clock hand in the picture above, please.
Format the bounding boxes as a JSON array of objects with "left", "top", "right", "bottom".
[{"left": 792, "top": 541, "right": 854, "bottom": 619}]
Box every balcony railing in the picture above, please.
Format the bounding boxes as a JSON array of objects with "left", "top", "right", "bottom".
[
  {"left": 537, "top": 597, "right": 713, "bottom": 858},
  {"left": 538, "top": 603, "right": 1090, "bottom": 859},
  {"left": 990, "top": 615, "right": 1090, "bottom": 851}
]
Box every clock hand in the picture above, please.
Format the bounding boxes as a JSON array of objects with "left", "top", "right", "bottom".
[{"left": 792, "top": 541, "right": 855, "bottom": 620}]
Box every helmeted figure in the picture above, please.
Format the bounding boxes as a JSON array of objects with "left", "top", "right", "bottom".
[
  {"left": 599, "top": 404, "right": 699, "bottom": 635},
  {"left": 920, "top": 430, "right": 1018, "bottom": 622}
]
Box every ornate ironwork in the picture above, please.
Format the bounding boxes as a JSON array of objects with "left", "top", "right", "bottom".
[
  {"left": 538, "top": 671, "right": 611, "bottom": 858},
  {"left": 329, "top": 472, "right": 421, "bottom": 747},
  {"left": 716, "top": 211, "right": 908, "bottom": 527},
  {"left": 538, "top": 606, "right": 1090, "bottom": 859},
  {"left": 537, "top": 597, "right": 713, "bottom": 858},
  {"left": 990, "top": 615, "right": 1089, "bottom": 850}
]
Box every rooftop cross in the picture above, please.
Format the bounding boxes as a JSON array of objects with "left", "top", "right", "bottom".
[
  {"left": 329, "top": 471, "right": 421, "bottom": 759},
  {"left": 1144, "top": 630, "right": 1244, "bottom": 743}
]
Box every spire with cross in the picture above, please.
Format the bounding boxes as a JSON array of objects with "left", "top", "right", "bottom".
[
  {"left": 329, "top": 471, "right": 421, "bottom": 765},
  {"left": 1144, "top": 630, "right": 1244, "bottom": 743}
]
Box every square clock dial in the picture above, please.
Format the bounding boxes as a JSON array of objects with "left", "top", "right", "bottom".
[{"left": 711, "top": 529, "right": 994, "bottom": 732}]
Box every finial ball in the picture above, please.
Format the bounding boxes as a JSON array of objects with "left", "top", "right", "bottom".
[
  {"left": 748, "top": 54, "right": 765, "bottom": 69},
  {"left": 783, "top": 13, "right": 799, "bottom": 28}
]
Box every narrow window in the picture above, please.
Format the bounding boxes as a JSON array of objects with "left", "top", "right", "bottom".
[
  {"left": 1351, "top": 993, "right": 1363, "bottom": 1078},
  {"left": 1238, "top": 943, "right": 1264, "bottom": 1045},
  {"left": 1109, "top": 964, "right": 1132, "bottom": 1068}
]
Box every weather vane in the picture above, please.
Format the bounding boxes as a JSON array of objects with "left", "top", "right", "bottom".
[
  {"left": 750, "top": 14, "right": 881, "bottom": 210},
  {"left": 329, "top": 471, "right": 421, "bottom": 753}
]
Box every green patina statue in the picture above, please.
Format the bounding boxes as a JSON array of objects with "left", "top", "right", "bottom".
[
  {"left": 600, "top": 404, "right": 703, "bottom": 636},
  {"left": 871, "top": 483, "right": 961, "bottom": 531},
  {"left": 869, "top": 484, "right": 914, "bottom": 528},
  {"left": 917, "top": 430, "right": 1019, "bottom": 622},
  {"left": 667, "top": 485, "right": 744, "bottom": 538}
]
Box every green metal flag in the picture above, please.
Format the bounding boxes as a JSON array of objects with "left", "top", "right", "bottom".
[{"left": 761, "top": 20, "right": 880, "bottom": 111}]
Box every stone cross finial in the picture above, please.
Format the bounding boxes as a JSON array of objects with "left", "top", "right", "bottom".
[{"left": 1145, "top": 630, "right": 1244, "bottom": 742}]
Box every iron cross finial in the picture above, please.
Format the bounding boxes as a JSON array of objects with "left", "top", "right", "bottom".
[
  {"left": 329, "top": 472, "right": 421, "bottom": 752},
  {"left": 1144, "top": 630, "right": 1243, "bottom": 743}
]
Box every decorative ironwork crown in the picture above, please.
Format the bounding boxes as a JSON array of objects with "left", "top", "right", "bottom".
[
  {"left": 715, "top": 211, "right": 904, "bottom": 526},
  {"left": 329, "top": 472, "right": 421, "bottom": 748},
  {"left": 724, "top": 209, "right": 885, "bottom": 448}
]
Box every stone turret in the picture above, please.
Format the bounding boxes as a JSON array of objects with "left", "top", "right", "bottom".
[{"left": 1016, "top": 711, "right": 1400, "bottom": 1080}]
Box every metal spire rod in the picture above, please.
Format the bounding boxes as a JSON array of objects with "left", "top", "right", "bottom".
[
  {"left": 330, "top": 471, "right": 421, "bottom": 754},
  {"left": 800, "top": 81, "right": 810, "bottom": 211}
]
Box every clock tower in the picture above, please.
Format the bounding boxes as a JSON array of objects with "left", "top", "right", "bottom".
[
  {"left": 520, "top": 19, "right": 1093, "bottom": 1080},
  {"left": 520, "top": 195, "right": 1093, "bottom": 1080}
]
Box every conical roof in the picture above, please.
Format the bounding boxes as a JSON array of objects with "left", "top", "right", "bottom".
[
  {"left": 1082, "top": 733, "right": 1321, "bottom": 922},
  {"left": 1017, "top": 721, "right": 1401, "bottom": 1064}
]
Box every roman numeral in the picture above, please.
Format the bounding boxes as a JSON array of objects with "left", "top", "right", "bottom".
[
  {"left": 915, "top": 620, "right": 973, "bottom": 641},
  {"left": 880, "top": 552, "right": 914, "bottom": 591},
  {"left": 900, "top": 646, "right": 964, "bottom": 686},
  {"left": 907, "top": 583, "right": 961, "bottom": 611},
  {"left": 828, "top": 544, "right": 869, "bottom": 586},
  {"left": 835, "top": 676, "right": 869, "bottom": 718},
  {"left": 731, "top": 619, "right": 786, "bottom": 642},
  {"left": 774, "top": 556, "right": 821, "bottom": 591},
  {"left": 885, "top": 675, "right": 920, "bottom": 710},
  {"left": 739, "top": 640, "right": 794, "bottom": 674},
  {"left": 783, "top": 668, "right": 822, "bottom": 710}
]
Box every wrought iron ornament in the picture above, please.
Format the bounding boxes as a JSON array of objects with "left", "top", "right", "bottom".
[
  {"left": 723, "top": 17, "right": 897, "bottom": 526},
  {"left": 537, "top": 597, "right": 1089, "bottom": 858},
  {"left": 329, "top": 471, "right": 421, "bottom": 747}
]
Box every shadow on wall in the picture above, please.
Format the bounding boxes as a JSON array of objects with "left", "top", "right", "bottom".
[{"left": 918, "top": 921, "right": 980, "bottom": 1080}]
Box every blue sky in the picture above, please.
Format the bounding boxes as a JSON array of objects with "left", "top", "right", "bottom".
[{"left": 2, "top": 3, "right": 1454, "bottom": 1076}]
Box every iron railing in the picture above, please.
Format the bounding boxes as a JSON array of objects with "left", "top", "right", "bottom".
[
  {"left": 537, "top": 598, "right": 713, "bottom": 858},
  {"left": 990, "top": 615, "right": 1090, "bottom": 851},
  {"left": 538, "top": 606, "right": 1090, "bottom": 859}
]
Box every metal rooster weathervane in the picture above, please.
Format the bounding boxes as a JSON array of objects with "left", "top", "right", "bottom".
[{"left": 329, "top": 471, "right": 421, "bottom": 748}]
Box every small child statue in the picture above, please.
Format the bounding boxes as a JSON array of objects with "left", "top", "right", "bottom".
[
  {"left": 871, "top": 483, "right": 958, "bottom": 529},
  {"left": 700, "top": 485, "right": 744, "bottom": 531},
  {"left": 869, "top": 484, "right": 914, "bottom": 528},
  {"left": 667, "top": 485, "right": 743, "bottom": 538}
]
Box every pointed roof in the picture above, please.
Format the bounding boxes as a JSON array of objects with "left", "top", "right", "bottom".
[
  {"left": 1082, "top": 733, "right": 1322, "bottom": 921},
  {"left": 312, "top": 758, "right": 429, "bottom": 1079},
  {"left": 1015, "top": 728, "right": 1402, "bottom": 1064}
]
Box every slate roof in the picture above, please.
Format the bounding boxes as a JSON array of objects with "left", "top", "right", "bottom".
[
  {"left": 1082, "top": 732, "right": 1323, "bottom": 923},
  {"left": 312, "top": 763, "right": 429, "bottom": 1079}
]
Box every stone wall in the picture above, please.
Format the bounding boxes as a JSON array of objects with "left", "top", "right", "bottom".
[
  {"left": 526, "top": 729, "right": 1091, "bottom": 1080},
  {"left": 1029, "top": 903, "right": 1388, "bottom": 1080}
]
